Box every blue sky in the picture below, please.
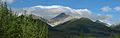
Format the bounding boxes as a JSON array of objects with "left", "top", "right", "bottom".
[{"left": 7, "top": 0, "right": 120, "bottom": 24}]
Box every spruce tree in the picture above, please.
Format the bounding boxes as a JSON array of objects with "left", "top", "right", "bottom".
[{"left": 0, "top": 2, "right": 48, "bottom": 38}]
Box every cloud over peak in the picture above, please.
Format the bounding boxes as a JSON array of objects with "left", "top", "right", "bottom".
[{"left": 16, "top": 5, "right": 112, "bottom": 24}]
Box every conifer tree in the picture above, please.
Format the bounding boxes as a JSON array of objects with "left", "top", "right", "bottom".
[{"left": 0, "top": 2, "right": 48, "bottom": 38}]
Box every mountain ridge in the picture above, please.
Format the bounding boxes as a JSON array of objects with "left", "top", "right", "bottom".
[
  {"left": 48, "top": 13, "right": 75, "bottom": 26},
  {"left": 49, "top": 17, "right": 119, "bottom": 38}
]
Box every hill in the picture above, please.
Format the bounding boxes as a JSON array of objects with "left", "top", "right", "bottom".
[{"left": 49, "top": 18, "right": 119, "bottom": 38}]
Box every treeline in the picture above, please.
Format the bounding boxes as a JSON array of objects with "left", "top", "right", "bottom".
[{"left": 0, "top": 2, "right": 48, "bottom": 38}]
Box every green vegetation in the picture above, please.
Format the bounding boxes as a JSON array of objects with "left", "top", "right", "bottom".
[
  {"left": 1, "top": 1, "right": 120, "bottom": 38},
  {"left": 109, "top": 33, "right": 120, "bottom": 38},
  {"left": 110, "top": 24, "right": 120, "bottom": 38},
  {"left": 0, "top": 2, "right": 48, "bottom": 38},
  {"left": 80, "top": 30, "right": 84, "bottom": 38}
]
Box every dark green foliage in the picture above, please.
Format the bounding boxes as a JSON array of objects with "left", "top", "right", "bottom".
[
  {"left": 80, "top": 30, "right": 84, "bottom": 38},
  {"left": 49, "top": 18, "right": 117, "bottom": 38},
  {"left": 1, "top": 1, "right": 120, "bottom": 38},
  {"left": 109, "top": 33, "right": 120, "bottom": 38},
  {"left": 0, "top": 2, "right": 48, "bottom": 38},
  {"left": 112, "top": 24, "right": 120, "bottom": 31},
  {"left": 110, "top": 24, "right": 120, "bottom": 38}
]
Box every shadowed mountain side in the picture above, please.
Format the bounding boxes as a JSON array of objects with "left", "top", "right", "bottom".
[
  {"left": 48, "top": 17, "right": 120, "bottom": 38},
  {"left": 111, "top": 24, "right": 120, "bottom": 31}
]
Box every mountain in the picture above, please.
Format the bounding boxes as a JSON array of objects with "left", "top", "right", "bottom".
[
  {"left": 95, "top": 20, "right": 110, "bottom": 26},
  {"left": 30, "top": 14, "right": 49, "bottom": 23},
  {"left": 17, "top": 12, "right": 120, "bottom": 38},
  {"left": 51, "top": 13, "right": 69, "bottom": 20},
  {"left": 49, "top": 17, "right": 119, "bottom": 38},
  {"left": 48, "top": 13, "right": 75, "bottom": 26},
  {"left": 111, "top": 24, "right": 120, "bottom": 31}
]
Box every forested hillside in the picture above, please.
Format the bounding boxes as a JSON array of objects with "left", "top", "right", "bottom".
[
  {"left": 1, "top": 1, "right": 120, "bottom": 38},
  {"left": 49, "top": 18, "right": 120, "bottom": 38},
  {"left": 0, "top": 2, "right": 48, "bottom": 38}
]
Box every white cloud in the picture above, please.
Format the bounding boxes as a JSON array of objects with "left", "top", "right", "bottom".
[
  {"left": 100, "top": 6, "right": 112, "bottom": 12},
  {"left": 0, "top": 0, "right": 14, "bottom": 3},
  {"left": 16, "top": 5, "right": 112, "bottom": 24},
  {"left": 114, "top": 6, "right": 120, "bottom": 11},
  {"left": 24, "top": 5, "right": 79, "bottom": 19},
  {"left": 73, "top": 9, "right": 112, "bottom": 21}
]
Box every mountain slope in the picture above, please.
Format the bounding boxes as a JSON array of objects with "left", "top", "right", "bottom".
[
  {"left": 111, "top": 24, "right": 120, "bottom": 31},
  {"left": 51, "top": 13, "right": 69, "bottom": 20},
  {"left": 48, "top": 13, "right": 74, "bottom": 26},
  {"left": 49, "top": 17, "right": 117, "bottom": 38}
]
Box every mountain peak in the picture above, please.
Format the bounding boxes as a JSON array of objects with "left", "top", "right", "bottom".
[
  {"left": 48, "top": 13, "right": 74, "bottom": 26},
  {"left": 51, "top": 13, "right": 69, "bottom": 20},
  {"left": 56, "top": 13, "right": 68, "bottom": 18},
  {"left": 95, "top": 20, "right": 108, "bottom": 26},
  {"left": 59, "top": 13, "right": 66, "bottom": 15},
  {"left": 95, "top": 20, "right": 102, "bottom": 23},
  {"left": 79, "top": 17, "right": 93, "bottom": 22}
]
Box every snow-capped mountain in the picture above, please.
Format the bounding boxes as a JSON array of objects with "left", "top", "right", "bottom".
[{"left": 48, "top": 13, "right": 75, "bottom": 26}]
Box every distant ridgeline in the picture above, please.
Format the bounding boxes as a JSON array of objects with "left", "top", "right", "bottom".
[
  {"left": 0, "top": 2, "right": 48, "bottom": 38},
  {"left": 49, "top": 17, "right": 120, "bottom": 38},
  {"left": 1, "top": 2, "right": 120, "bottom": 38}
]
